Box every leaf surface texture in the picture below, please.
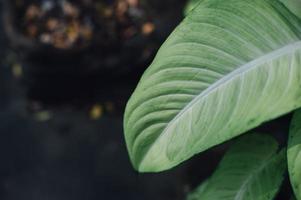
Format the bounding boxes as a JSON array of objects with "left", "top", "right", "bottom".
[
  {"left": 288, "top": 110, "right": 301, "bottom": 200},
  {"left": 187, "top": 134, "right": 286, "bottom": 200},
  {"left": 124, "top": 0, "right": 301, "bottom": 172}
]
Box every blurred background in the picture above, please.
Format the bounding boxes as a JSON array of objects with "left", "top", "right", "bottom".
[
  {"left": 0, "top": 0, "right": 294, "bottom": 199},
  {"left": 0, "top": 0, "right": 223, "bottom": 199}
]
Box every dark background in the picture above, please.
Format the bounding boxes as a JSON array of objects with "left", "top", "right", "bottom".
[
  {"left": 0, "top": 0, "right": 295, "bottom": 199},
  {"left": 0, "top": 1, "right": 193, "bottom": 199}
]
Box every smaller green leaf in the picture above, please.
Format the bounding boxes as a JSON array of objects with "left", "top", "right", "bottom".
[
  {"left": 187, "top": 133, "right": 286, "bottom": 200},
  {"left": 280, "top": 0, "right": 301, "bottom": 19},
  {"left": 187, "top": 180, "right": 209, "bottom": 200},
  {"left": 288, "top": 109, "right": 301, "bottom": 200}
]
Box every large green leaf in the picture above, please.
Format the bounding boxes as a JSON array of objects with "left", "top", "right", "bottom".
[
  {"left": 288, "top": 109, "right": 301, "bottom": 200},
  {"left": 124, "top": 0, "right": 301, "bottom": 172},
  {"left": 187, "top": 133, "right": 286, "bottom": 200}
]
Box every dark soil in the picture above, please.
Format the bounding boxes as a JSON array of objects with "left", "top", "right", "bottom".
[{"left": 16, "top": 0, "right": 155, "bottom": 50}]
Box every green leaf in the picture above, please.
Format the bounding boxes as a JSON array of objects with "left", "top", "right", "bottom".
[
  {"left": 187, "top": 133, "right": 286, "bottom": 200},
  {"left": 288, "top": 109, "right": 301, "bottom": 200},
  {"left": 184, "top": 0, "right": 203, "bottom": 16},
  {"left": 187, "top": 180, "right": 209, "bottom": 200},
  {"left": 124, "top": 0, "right": 301, "bottom": 172},
  {"left": 280, "top": 0, "right": 301, "bottom": 19}
]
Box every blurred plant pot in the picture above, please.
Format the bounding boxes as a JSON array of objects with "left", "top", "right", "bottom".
[{"left": 2, "top": 0, "right": 185, "bottom": 104}]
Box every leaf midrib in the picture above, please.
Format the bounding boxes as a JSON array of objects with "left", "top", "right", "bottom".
[
  {"left": 164, "top": 41, "right": 301, "bottom": 132},
  {"left": 233, "top": 152, "right": 277, "bottom": 200}
]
